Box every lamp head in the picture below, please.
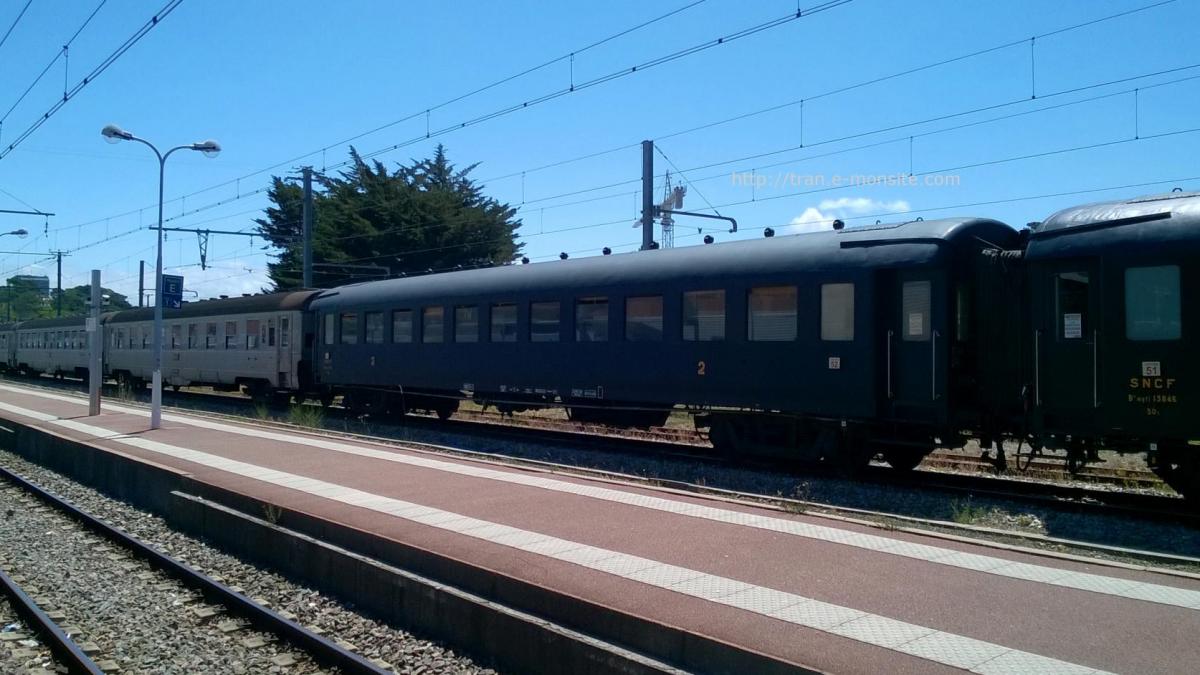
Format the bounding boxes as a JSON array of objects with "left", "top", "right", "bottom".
[
  {"left": 11, "top": 229, "right": 27, "bottom": 238},
  {"left": 192, "top": 140, "right": 221, "bottom": 158},
  {"left": 101, "top": 124, "right": 132, "bottom": 144}
]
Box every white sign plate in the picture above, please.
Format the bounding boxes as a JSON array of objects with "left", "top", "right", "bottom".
[{"left": 1063, "top": 313, "right": 1082, "bottom": 339}]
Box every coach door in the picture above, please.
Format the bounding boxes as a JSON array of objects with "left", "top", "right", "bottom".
[
  {"left": 1113, "top": 261, "right": 1189, "bottom": 438},
  {"left": 887, "top": 271, "right": 945, "bottom": 422},
  {"left": 276, "top": 315, "right": 293, "bottom": 388},
  {"left": 1035, "top": 260, "right": 1101, "bottom": 432}
]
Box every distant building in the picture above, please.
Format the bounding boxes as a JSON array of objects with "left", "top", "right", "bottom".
[{"left": 11, "top": 275, "right": 50, "bottom": 296}]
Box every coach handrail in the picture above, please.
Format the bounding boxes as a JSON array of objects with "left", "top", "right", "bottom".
[
  {"left": 931, "top": 330, "right": 939, "bottom": 401},
  {"left": 886, "top": 330, "right": 893, "bottom": 399},
  {"left": 1034, "top": 329, "right": 1042, "bottom": 406}
]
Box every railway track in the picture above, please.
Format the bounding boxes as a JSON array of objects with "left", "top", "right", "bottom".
[
  {"left": 5, "top": 374, "right": 1193, "bottom": 530},
  {"left": 0, "top": 569, "right": 92, "bottom": 674},
  {"left": 0, "top": 463, "right": 395, "bottom": 675}
]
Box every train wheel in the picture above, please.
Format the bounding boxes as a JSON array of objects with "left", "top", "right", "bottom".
[
  {"left": 882, "top": 448, "right": 926, "bottom": 471},
  {"left": 435, "top": 401, "right": 457, "bottom": 420},
  {"left": 1153, "top": 450, "right": 1198, "bottom": 500},
  {"left": 833, "top": 428, "right": 873, "bottom": 476},
  {"left": 707, "top": 415, "right": 740, "bottom": 454}
]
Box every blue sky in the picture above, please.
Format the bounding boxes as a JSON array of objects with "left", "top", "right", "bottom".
[{"left": 0, "top": 0, "right": 1196, "bottom": 302}]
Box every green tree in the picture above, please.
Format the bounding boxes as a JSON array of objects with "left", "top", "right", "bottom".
[
  {"left": 54, "top": 285, "right": 132, "bottom": 316},
  {"left": 0, "top": 279, "right": 130, "bottom": 321},
  {"left": 256, "top": 145, "right": 523, "bottom": 290}
]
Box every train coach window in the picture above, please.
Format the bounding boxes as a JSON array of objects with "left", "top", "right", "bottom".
[
  {"left": 902, "top": 281, "right": 931, "bottom": 342},
  {"left": 392, "top": 310, "right": 413, "bottom": 343},
  {"left": 748, "top": 286, "right": 797, "bottom": 341},
  {"left": 246, "top": 320, "right": 260, "bottom": 349},
  {"left": 491, "top": 303, "right": 517, "bottom": 342},
  {"left": 821, "top": 283, "right": 855, "bottom": 341},
  {"left": 365, "top": 312, "right": 384, "bottom": 344},
  {"left": 188, "top": 324, "right": 199, "bottom": 349},
  {"left": 1055, "top": 272, "right": 1089, "bottom": 340},
  {"left": 171, "top": 325, "right": 182, "bottom": 349},
  {"left": 530, "top": 302, "right": 560, "bottom": 342},
  {"left": 323, "top": 314, "right": 334, "bottom": 345},
  {"left": 1126, "top": 265, "right": 1181, "bottom": 341},
  {"left": 225, "top": 321, "right": 239, "bottom": 349},
  {"left": 340, "top": 313, "right": 358, "bottom": 345},
  {"left": 683, "top": 290, "right": 725, "bottom": 342},
  {"left": 625, "top": 296, "right": 663, "bottom": 342},
  {"left": 455, "top": 306, "right": 479, "bottom": 343},
  {"left": 423, "top": 307, "right": 444, "bottom": 343},
  {"left": 280, "top": 318, "right": 289, "bottom": 347},
  {"left": 576, "top": 297, "right": 608, "bottom": 342},
  {"left": 206, "top": 322, "right": 218, "bottom": 349}
]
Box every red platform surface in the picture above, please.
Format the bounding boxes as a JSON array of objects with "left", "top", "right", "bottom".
[{"left": 0, "top": 381, "right": 1197, "bottom": 675}]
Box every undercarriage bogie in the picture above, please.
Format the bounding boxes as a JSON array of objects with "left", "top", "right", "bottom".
[{"left": 697, "top": 412, "right": 920, "bottom": 473}]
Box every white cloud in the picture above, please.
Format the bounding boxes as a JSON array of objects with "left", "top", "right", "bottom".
[{"left": 787, "top": 197, "right": 911, "bottom": 233}]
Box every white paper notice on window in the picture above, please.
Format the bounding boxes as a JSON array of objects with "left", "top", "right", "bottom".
[
  {"left": 1063, "top": 313, "right": 1082, "bottom": 339},
  {"left": 907, "top": 312, "right": 923, "bottom": 336}
]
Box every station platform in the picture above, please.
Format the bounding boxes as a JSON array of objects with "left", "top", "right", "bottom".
[{"left": 0, "top": 380, "right": 1197, "bottom": 674}]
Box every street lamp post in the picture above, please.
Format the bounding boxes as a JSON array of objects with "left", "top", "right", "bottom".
[{"left": 101, "top": 124, "right": 220, "bottom": 430}]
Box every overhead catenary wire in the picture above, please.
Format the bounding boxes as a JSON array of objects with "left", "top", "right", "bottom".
[
  {"left": 43, "top": 0, "right": 1168, "bottom": 243},
  {"left": 165, "top": 0, "right": 1190, "bottom": 232},
  {"left": 479, "top": 0, "right": 1179, "bottom": 186},
  {"left": 352, "top": 2, "right": 852, "bottom": 164},
  {"left": 0, "top": 0, "right": 33, "bottom": 53},
  {"left": 0, "top": 0, "right": 182, "bottom": 160},
  {"left": 508, "top": 65, "right": 1200, "bottom": 215},
  {"left": 46, "top": 0, "right": 715, "bottom": 236},
  {"left": 0, "top": 0, "right": 108, "bottom": 133},
  {"left": 655, "top": 145, "right": 723, "bottom": 217}
]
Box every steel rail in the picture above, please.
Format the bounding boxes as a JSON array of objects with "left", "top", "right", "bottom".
[
  {"left": 0, "top": 466, "right": 391, "bottom": 675},
  {"left": 0, "top": 567, "right": 103, "bottom": 675}
]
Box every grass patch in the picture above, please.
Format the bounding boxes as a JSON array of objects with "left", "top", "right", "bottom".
[
  {"left": 949, "top": 497, "right": 988, "bottom": 524},
  {"left": 286, "top": 404, "right": 324, "bottom": 428},
  {"left": 252, "top": 402, "right": 271, "bottom": 421}
]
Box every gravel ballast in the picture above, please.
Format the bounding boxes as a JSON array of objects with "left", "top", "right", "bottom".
[
  {"left": 0, "top": 596, "right": 59, "bottom": 675},
  {"left": 0, "top": 450, "right": 492, "bottom": 675}
]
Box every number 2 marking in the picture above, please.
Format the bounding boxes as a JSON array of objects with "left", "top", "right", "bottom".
[{"left": 697, "top": 360, "right": 706, "bottom": 376}]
